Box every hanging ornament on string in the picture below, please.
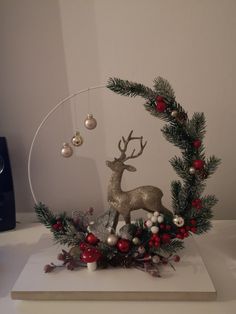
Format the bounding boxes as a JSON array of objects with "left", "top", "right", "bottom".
[
  {"left": 84, "top": 114, "right": 97, "bottom": 130},
  {"left": 61, "top": 143, "right": 73, "bottom": 158},
  {"left": 71, "top": 131, "right": 83, "bottom": 147}
]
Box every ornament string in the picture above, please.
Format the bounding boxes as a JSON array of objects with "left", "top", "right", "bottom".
[{"left": 27, "top": 84, "right": 106, "bottom": 204}]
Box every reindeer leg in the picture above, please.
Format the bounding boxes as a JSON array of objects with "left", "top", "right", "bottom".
[
  {"left": 124, "top": 213, "right": 131, "bottom": 224},
  {"left": 112, "top": 211, "right": 120, "bottom": 231}
]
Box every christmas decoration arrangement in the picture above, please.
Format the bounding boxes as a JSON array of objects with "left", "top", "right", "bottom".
[{"left": 35, "top": 76, "right": 220, "bottom": 277}]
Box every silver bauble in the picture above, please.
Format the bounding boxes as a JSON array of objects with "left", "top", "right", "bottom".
[
  {"left": 171, "top": 110, "right": 178, "bottom": 118},
  {"left": 173, "top": 215, "right": 185, "bottom": 227},
  {"left": 107, "top": 234, "right": 118, "bottom": 246},
  {"left": 71, "top": 132, "right": 83, "bottom": 147},
  {"left": 61, "top": 143, "right": 73, "bottom": 158},
  {"left": 84, "top": 114, "right": 97, "bottom": 130},
  {"left": 132, "top": 237, "right": 140, "bottom": 245},
  {"left": 189, "top": 167, "right": 196, "bottom": 174}
]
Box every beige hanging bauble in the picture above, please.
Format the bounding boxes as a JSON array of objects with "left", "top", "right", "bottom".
[
  {"left": 71, "top": 131, "right": 83, "bottom": 147},
  {"left": 84, "top": 114, "right": 97, "bottom": 130},
  {"left": 61, "top": 143, "right": 73, "bottom": 158}
]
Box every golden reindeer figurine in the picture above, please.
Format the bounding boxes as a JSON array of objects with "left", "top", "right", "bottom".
[{"left": 106, "top": 130, "right": 172, "bottom": 229}]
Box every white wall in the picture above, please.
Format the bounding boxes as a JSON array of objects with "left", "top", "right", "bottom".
[{"left": 1, "top": 0, "right": 236, "bottom": 219}]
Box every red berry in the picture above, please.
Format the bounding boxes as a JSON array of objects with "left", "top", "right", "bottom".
[
  {"left": 156, "top": 96, "right": 164, "bottom": 102},
  {"left": 161, "top": 233, "right": 171, "bottom": 243},
  {"left": 154, "top": 240, "right": 160, "bottom": 247},
  {"left": 57, "top": 253, "right": 64, "bottom": 261},
  {"left": 190, "top": 219, "right": 197, "bottom": 226},
  {"left": 193, "top": 139, "right": 202, "bottom": 149},
  {"left": 180, "top": 227, "right": 186, "bottom": 234},
  {"left": 191, "top": 227, "right": 197, "bottom": 233},
  {"left": 165, "top": 225, "right": 171, "bottom": 231},
  {"left": 184, "top": 232, "right": 189, "bottom": 238},
  {"left": 149, "top": 240, "right": 154, "bottom": 247},
  {"left": 193, "top": 159, "right": 204, "bottom": 170},
  {"left": 192, "top": 198, "right": 202, "bottom": 208},
  {"left": 156, "top": 101, "right": 166, "bottom": 113},
  {"left": 173, "top": 255, "right": 180, "bottom": 262},
  {"left": 176, "top": 234, "right": 184, "bottom": 240},
  {"left": 159, "top": 224, "right": 165, "bottom": 230},
  {"left": 117, "top": 239, "right": 130, "bottom": 253},
  {"left": 185, "top": 226, "right": 190, "bottom": 231},
  {"left": 86, "top": 233, "right": 99, "bottom": 245}
]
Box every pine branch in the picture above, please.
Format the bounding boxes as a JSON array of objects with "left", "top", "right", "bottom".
[
  {"left": 35, "top": 203, "right": 56, "bottom": 228},
  {"left": 107, "top": 77, "right": 155, "bottom": 100},
  {"left": 171, "top": 180, "right": 182, "bottom": 211},
  {"left": 169, "top": 156, "right": 189, "bottom": 179},
  {"left": 204, "top": 156, "right": 221, "bottom": 177},
  {"left": 188, "top": 113, "right": 206, "bottom": 140},
  {"left": 153, "top": 76, "right": 175, "bottom": 102},
  {"left": 159, "top": 239, "right": 184, "bottom": 255}
]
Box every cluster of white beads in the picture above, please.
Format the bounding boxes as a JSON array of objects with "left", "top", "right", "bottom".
[{"left": 145, "top": 211, "right": 164, "bottom": 233}]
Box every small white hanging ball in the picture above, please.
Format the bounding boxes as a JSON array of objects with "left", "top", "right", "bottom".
[
  {"left": 151, "top": 216, "right": 158, "bottom": 223},
  {"left": 157, "top": 215, "right": 164, "bottom": 223},
  {"left": 84, "top": 114, "right": 97, "bottom": 130},
  {"left": 61, "top": 143, "right": 73, "bottom": 158},
  {"left": 173, "top": 215, "right": 185, "bottom": 227},
  {"left": 132, "top": 237, "right": 141, "bottom": 245},
  {"left": 153, "top": 211, "right": 160, "bottom": 217},
  {"left": 146, "top": 220, "right": 153, "bottom": 228},
  {"left": 151, "top": 226, "right": 159, "bottom": 234}
]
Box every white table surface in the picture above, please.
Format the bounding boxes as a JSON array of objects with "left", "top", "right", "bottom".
[{"left": 1, "top": 219, "right": 236, "bottom": 314}]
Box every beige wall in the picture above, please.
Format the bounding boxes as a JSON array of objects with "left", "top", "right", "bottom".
[{"left": 1, "top": 0, "right": 235, "bottom": 219}]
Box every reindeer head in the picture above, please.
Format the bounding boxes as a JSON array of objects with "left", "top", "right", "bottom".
[{"left": 106, "top": 130, "right": 147, "bottom": 173}]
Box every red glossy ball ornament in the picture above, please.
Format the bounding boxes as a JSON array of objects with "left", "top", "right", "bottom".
[
  {"left": 117, "top": 239, "right": 130, "bottom": 253},
  {"left": 193, "top": 139, "right": 202, "bottom": 149},
  {"left": 86, "top": 233, "right": 99, "bottom": 245},
  {"left": 156, "top": 101, "right": 166, "bottom": 113},
  {"left": 193, "top": 159, "right": 204, "bottom": 170}
]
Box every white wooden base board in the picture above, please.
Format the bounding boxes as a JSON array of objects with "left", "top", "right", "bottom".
[{"left": 11, "top": 235, "right": 216, "bottom": 301}]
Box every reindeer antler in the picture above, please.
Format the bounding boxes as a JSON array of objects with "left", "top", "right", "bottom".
[{"left": 117, "top": 130, "right": 147, "bottom": 162}]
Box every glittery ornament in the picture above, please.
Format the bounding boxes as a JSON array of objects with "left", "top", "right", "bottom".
[
  {"left": 61, "top": 143, "right": 73, "bottom": 158},
  {"left": 86, "top": 233, "right": 99, "bottom": 245},
  {"left": 71, "top": 131, "right": 83, "bottom": 147},
  {"left": 173, "top": 215, "right": 185, "bottom": 227},
  {"left": 84, "top": 114, "right": 97, "bottom": 130},
  {"left": 107, "top": 234, "right": 118, "bottom": 246}
]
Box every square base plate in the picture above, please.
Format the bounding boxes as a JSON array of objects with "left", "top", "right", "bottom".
[{"left": 11, "top": 235, "right": 216, "bottom": 301}]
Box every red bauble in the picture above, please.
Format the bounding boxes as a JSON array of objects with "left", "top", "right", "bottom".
[
  {"left": 156, "top": 101, "right": 166, "bottom": 113},
  {"left": 117, "top": 239, "right": 131, "bottom": 253},
  {"left": 86, "top": 233, "right": 99, "bottom": 245},
  {"left": 161, "top": 233, "right": 171, "bottom": 243},
  {"left": 193, "top": 159, "right": 204, "bottom": 170},
  {"left": 52, "top": 222, "right": 62, "bottom": 231},
  {"left": 193, "top": 139, "right": 202, "bottom": 149}
]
